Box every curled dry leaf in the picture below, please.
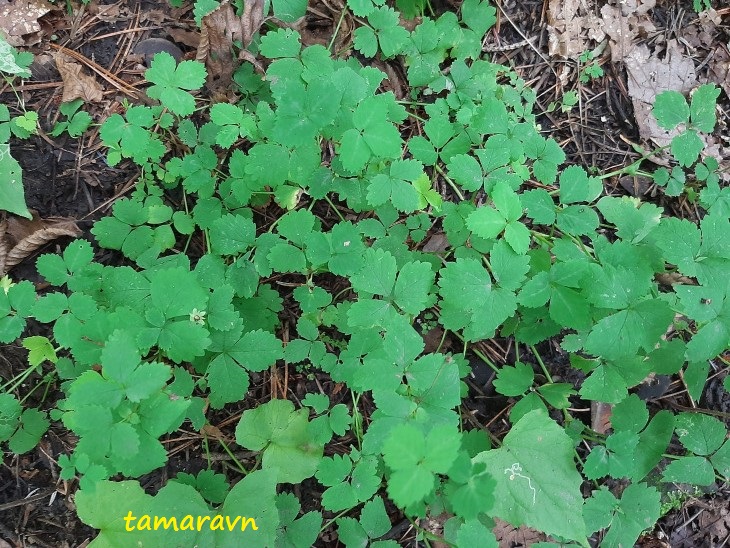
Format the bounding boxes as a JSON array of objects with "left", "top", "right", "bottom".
[
  {"left": 0, "top": 0, "right": 53, "bottom": 46},
  {"left": 197, "top": 0, "right": 264, "bottom": 96},
  {"left": 0, "top": 212, "right": 81, "bottom": 276},
  {"left": 54, "top": 53, "right": 104, "bottom": 103}
]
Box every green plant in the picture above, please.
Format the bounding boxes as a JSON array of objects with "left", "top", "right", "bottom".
[
  {"left": 50, "top": 99, "right": 93, "bottom": 138},
  {"left": 578, "top": 50, "right": 603, "bottom": 84},
  {"left": 0, "top": 35, "right": 35, "bottom": 219},
  {"left": 2, "top": 0, "right": 729, "bottom": 546}
]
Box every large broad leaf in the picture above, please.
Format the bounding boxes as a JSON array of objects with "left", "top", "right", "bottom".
[
  {"left": 76, "top": 471, "right": 278, "bottom": 547},
  {"left": 473, "top": 410, "right": 586, "bottom": 543}
]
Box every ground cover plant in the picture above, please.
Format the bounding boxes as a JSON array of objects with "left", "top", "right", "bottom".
[{"left": 1, "top": 0, "right": 729, "bottom": 545}]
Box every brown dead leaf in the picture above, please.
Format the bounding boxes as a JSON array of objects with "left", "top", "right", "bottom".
[
  {"left": 197, "top": 0, "right": 265, "bottom": 96},
  {"left": 600, "top": 2, "right": 656, "bottom": 62},
  {"left": 168, "top": 27, "right": 201, "bottom": 49},
  {"left": 198, "top": 1, "right": 244, "bottom": 96},
  {"left": 493, "top": 518, "right": 548, "bottom": 546},
  {"left": 0, "top": 212, "right": 81, "bottom": 275},
  {"left": 591, "top": 401, "right": 613, "bottom": 434},
  {"left": 200, "top": 424, "right": 227, "bottom": 441},
  {"left": 0, "top": 0, "right": 53, "bottom": 46},
  {"left": 547, "top": 0, "right": 605, "bottom": 59},
  {"left": 54, "top": 53, "right": 104, "bottom": 103}
]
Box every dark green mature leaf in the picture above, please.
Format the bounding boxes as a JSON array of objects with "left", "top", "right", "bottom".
[{"left": 674, "top": 412, "right": 726, "bottom": 455}]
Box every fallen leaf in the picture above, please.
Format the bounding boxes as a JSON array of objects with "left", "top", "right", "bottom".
[
  {"left": 547, "top": 0, "right": 605, "bottom": 59},
  {"left": 54, "top": 53, "right": 104, "bottom": 103},
  {"left": 0, "top": 0, "right": 53, "bottom": 46},
  {"left": 0, "top": 212, "right": 81, "bottom": 275},
  {"left": 167, "top": 27, "right": 201, "bottom": 49},
  {"left": 625, "top": 42, "right": 697, "bottom": 150},
  {"left": 600, "top": 2, "right": 657, "bottom": 62},
  {"left": 197, "top": 0, "right": 265, "bottom": 96}
]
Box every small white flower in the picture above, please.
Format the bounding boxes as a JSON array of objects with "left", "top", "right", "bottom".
[{"left": 189, "top": 308, "right": 206, "bottom": 325}]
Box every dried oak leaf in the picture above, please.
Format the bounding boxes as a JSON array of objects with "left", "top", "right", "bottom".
[{"left": 54, "top": 52, "right": 103, "bottom": 103}]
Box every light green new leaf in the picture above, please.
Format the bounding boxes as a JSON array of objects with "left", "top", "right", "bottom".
[
  {"left": 474, "top": 410, "right": 586, "bottom": 543},
  {"left": 235, "top": 399, "right": 323, "bottom": 484}
]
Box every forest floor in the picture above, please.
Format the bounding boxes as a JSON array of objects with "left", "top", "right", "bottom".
[{"left": 1, "top": 0, "right": 729, "bottom": 546}]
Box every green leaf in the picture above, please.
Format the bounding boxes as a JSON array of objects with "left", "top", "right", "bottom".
[
  {"left": 467, "top": 206, "right": 506, "bottom": 240},
  {"left": 579, "top": 364, "right": 627, "bottom": 404},
  {"left": 271, "top": 0, "right": 307, "bottom": 22},
  {"left": 610, "top": 394, "right": 648, "bottom": 434},
  {"left": 630, "top": 410, "right": 675, "bottom": 481},
  {"left": 260, "top": 28, "right": 302, "bottom": 58},
  {"left": 351, "top": 247, "right": 396, "bottom": 296},
  {"left": 0, "top": 151, "right": 31, "bottom": 218},
  {"left": 662, "top": 456, "right": 716, "bottom": 485},
  {"left": 653, "top": 90, "right": 689, "bottom": 130},
  {"left": 689, "top": 84, "right": 720, "bottom": 132},
  {"left": 521, "top": 189, "right": 556, "bottom": 225},
  {"left": 438, "top": 258, "right": 491, "bottom": 310},
  {"left": 584, "top": 299, "right": 674, "bottom": 360},
  {"left": 209, "top": 213, "right": 256, "bottom": 255},
  {"left": 235, "top": 399, "right": 323, "bottom": 484},
  {"left": 710, "top": 439, "right": 730, "bottom": 480},
  {"left": 558, "top": 165, "right": 601, "bottom": 204},
  {"left": 392, "top": 260, "right": 435, "bottom": 314},
  {"left": 671, "top": 129, "right": 704, "bottom": 167},
  {"left": 584, "top": 483, "right": 660, "bottom": 548},
  {"left": 493, "top": 362, "right": 534, "bottom": 396},
  {"left": 596, "top": 196, "right": 662, "bottom": 243},
  {"left": 447, "top": 154, "right": 484, "bottom": 191},
  {"left": 674, "top": 412, "right": 726, "bottom": 455},
  {"left": 474, "top": 410, "right": 586, "bottom": 543}
]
